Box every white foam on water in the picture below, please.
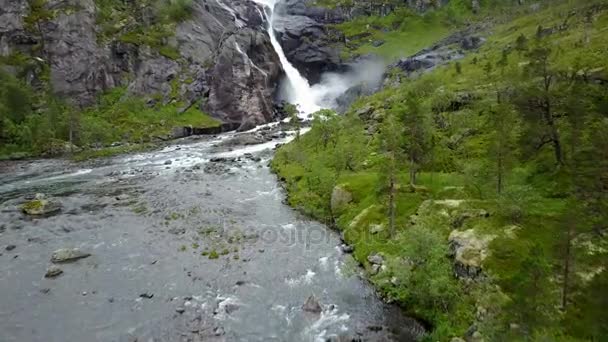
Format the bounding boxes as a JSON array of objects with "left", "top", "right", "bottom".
[
  {"left": 318, "top": 256, "right": 329, "bottom": 270},
  {"left": 306, "top": 306, "right": 350, "bottom": 342},
  {"left": 285, "top": 269, "right": 316, "bottom": 286},
  {"left": 282, "top": 223, "right": 295, "bottom": 230}
]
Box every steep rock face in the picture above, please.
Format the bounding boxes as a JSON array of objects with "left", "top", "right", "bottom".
[
  {"left": 43, "top": 0, "right": 121, "bottom": 106},
  {"left": 274, "top": 0, "right": 344, "bottom": 84},
  {"left": 0, "top": 0, "right": 283, "bottom": 130}
]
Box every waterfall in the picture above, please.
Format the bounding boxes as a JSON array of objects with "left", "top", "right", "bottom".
[{"left": 252, "top": 0, "right": 322, "bottom": 115}]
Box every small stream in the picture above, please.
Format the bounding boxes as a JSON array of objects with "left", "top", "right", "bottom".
[{"left": 0, "top": 130, "right": 422, "bottom": 341}]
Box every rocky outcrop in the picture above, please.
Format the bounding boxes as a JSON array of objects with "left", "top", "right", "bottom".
[
  {"left": 275, "top": 0, "right": 344, "bottom": 84},
  {"left": 388, "top": 24, "right": 486, "bottom": 82},
  {"left": 0, "top": 0, "right": 284, "bottom": 130},
  {"left": 330, "top": 185, "right": 353, "bottom": 214},
  {"left": 448, "top": 229, "right": 495, "bottom": 279}
]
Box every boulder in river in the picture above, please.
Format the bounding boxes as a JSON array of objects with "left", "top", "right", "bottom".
[
  {"left": 21, "top": 194, "right": 62, "bottom": 216},
  {"left": 44, "top": 265, "right": 63, "bottom": 278},
  {"left": 302, "top": 295, "right": 322, "bottom": 313},
  {"left": 51, "top": 248, "right": 91, "bottom": 263}
]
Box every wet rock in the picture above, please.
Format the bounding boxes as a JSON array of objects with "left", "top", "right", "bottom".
[
  {"left": 213, "top": 326, "right": 225, "bottom": 336},
  {"left": 224, "top": 303, "right": 240, "bottom": 315},
  {"left": 44, "top": 265, "right": 63, "bottom": 278},
  {"left": 115, "top": 194, "right": 130, "bottom": 201},
  {"left": 340, "top": 244, "right": 354, "bottom": 254},
  {"left": 164, "top": 160, "right": 173, "bottom": 165},
  {"left": 139, "top": 292, "right": 154, "bottom": 299},
  {"left": 302, "top": 295, "right": 322, "bottom": 313},
  {"left": 330, "top": 185, "right": 352, "bottom": 214},
  {"left": 5, "top": 245, "right": 16, "bottom": 251},
  {"left": 168, "top": 227, "right": 186, "bottom": 235},
  {"left": 51, "top": 248, "right": 91, "bottom": 263},
  {"left": 461, "top": 36, "right": 483, "bottom": 50},
  {"left": 367, "top": 253, "right": 384, "bottom": 265},
  {"left": 21, "top": 194, "right": 62, "bottom": 216}
]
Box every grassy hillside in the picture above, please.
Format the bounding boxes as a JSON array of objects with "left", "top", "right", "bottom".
[{"left": 272, "top": 1, "right": 608, "bottom": 340}]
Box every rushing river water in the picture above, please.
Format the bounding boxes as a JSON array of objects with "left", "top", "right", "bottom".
[{"left": 0, "top": 131, "right": 422, "bottom": 341}]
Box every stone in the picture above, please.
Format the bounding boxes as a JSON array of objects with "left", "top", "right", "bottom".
[
  {"left": 5, "top": 245, "right": 16, "bottom": 251},
  {"left": 371, "top": 40, "right": 385, "bottom": 47},
  {"left": 471, "top": 331, "right": 484, "bottom": 342},
  {"left": 44, "top": 265, "right": 63, "bottom": 278},
  {"left": 369, "top": 224, "right": 384, "bottom": 235},
  {"left": 451, "top": 209, "right": 490, "bottom": 228},
  {"left": 51, "top": 248, "right": 91, "bottom": 263},
  {"left": 448, "top": 229, "right": 495, "bottom": 279},
  {"left": 176, "top": 307, "right": 185, "bottom": 314},
  {"left": 330, "top": 185, "right": 353, "bottom": 213},
  {"left": 302, "top": 295, "right": 322, "bottom": 313},
  {"left": 340, "top": 244, "right": 354, "bottom": 254},
  {"left": 370, "top": 264, "right": 381, "bottom": 275},
  {"left": 21, "top": 194, "right": 62, "bottom": 216},
  {"left": 164, "top": 160, "right": 173, "bottom": 165},
  {"left": 139, "top": 292, "right": 154, "bottom": 299},
  {"left": 367, "top": 253, "right": 384, "bottom": 265},
  {"left": 213, "top": 326, "right": 225, "bottom": 336}
]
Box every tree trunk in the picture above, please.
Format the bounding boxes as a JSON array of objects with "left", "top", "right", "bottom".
[
  {"left": 388, "top": 171, "right": 396, "bottom": 237},
  {"left": 561, "top": 223, "right": 573, "bottom": 310},
  {"left": 543, "top": 95, "right": 563, "bottom": 165},
  {"left": 409, "top": 153, "right": 416, "bottom": 186}
]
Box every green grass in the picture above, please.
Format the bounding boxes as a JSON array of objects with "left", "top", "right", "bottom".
[{"left": 271, "top": 1, "right": 608, "bottom": 339}]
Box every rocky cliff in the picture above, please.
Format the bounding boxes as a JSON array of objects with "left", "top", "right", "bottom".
[{"left": 0, "top": 0, "right": 284, "bottom": 130}]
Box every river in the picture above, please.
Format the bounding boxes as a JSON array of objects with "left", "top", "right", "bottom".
[{"left": 0, "top": 129, "right": 422, "bottom": 341}]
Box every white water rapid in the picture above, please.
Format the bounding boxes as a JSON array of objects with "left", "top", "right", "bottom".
[{"left": 253, "top": 0, "right": 322, "bottom": 115}]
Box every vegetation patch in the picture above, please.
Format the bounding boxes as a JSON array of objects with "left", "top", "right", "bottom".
[{"left": 272, "top": 1, "right": 608, "bottom": 340}]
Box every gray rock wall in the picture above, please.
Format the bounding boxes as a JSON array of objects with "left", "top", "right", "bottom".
[{"left": 0, "top": 0, "right": 284, "bottom": 130}]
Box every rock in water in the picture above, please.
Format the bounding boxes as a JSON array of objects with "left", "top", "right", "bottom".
[
  {"left": 51, "top": 248, "right": 91, "bottom": 263},
  {"left": 21, "top": 194, "right": 62, "bottom": 216},
  {"left": 302, "top": 295, "right": 322, "bottom": 313},
  {"left": 45, "top": 265, "right": 64, "bottom": 278}
]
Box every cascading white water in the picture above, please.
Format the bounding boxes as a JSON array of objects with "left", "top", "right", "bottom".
[{"left": 252, "top": 0, "right": 322, "bottom": 115}]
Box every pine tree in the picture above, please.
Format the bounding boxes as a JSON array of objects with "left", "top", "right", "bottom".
[{"left": 378, "top": 111, "right": 403, "bottom": 237}]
